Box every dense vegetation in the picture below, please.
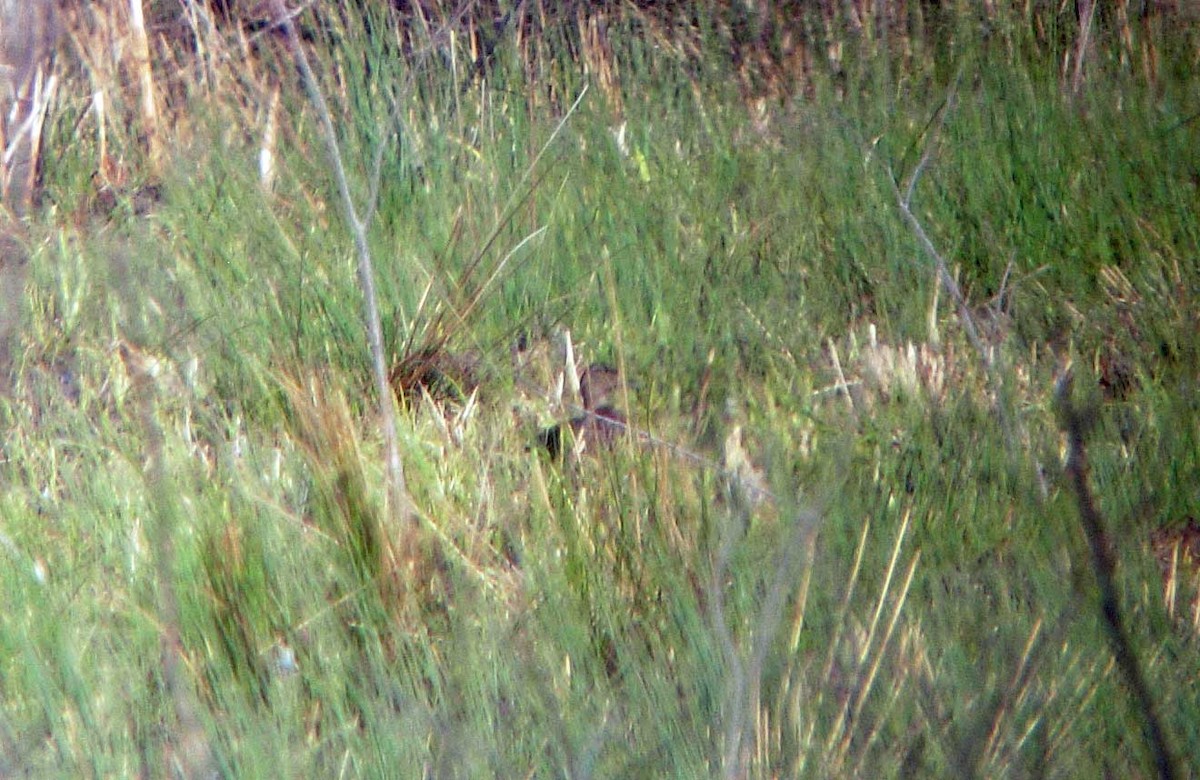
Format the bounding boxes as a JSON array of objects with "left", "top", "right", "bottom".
[{"left": 1, "top": 2, "right": 1197, "bottom": 776}]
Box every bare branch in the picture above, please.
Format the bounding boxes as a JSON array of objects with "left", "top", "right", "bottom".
[
  {"left": 888, "top": 165, "right": 990, "bottom": 368},
  {"left": 902, "top": 80, "right": 957, "bottom": 209},
  {"left": 880, "top": 76, "right": 1032, "bottom": 457},
  {"left": 1056, "top": 372, "right": 1178, "bottom": 780},
  {"left": 271, "top": 1, "right": 414, "bottom": 525}
]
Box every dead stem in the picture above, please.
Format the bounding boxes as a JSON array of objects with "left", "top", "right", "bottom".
[
  {"left": 269, "top": 0, "right": 413, "bottom": 525},
  {"left": 1056, "top": 371, "right": 1178, "bottom": 780}
]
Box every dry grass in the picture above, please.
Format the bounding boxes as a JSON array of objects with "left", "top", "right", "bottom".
[{"left": 0, "top": 2, "right": 1196, "bottom": 777}]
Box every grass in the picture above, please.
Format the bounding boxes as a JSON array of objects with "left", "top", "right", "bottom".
[{"left": 1, "top": 2, "right": 1198, "bottom": 777}]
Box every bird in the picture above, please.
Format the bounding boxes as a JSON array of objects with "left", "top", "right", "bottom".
[
  {"left": 535, "top": 362, "right": 628, "bottom": 459},
  {"left": 536, "top": 404, "right": 627, "bottom": 460},
  {"left": 579, "top": 362, "right": 623, "bottom": 411}
]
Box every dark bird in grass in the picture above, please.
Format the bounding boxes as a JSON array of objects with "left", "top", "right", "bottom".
[
  {"left": 537, "top": 404, "right": 627, "bottom": 460},
  {"left": 579, "top": 362, "right": 623, "bottom": 411},
  {"left": 535, "top": 362, "right": 628, "bottom": 459}
]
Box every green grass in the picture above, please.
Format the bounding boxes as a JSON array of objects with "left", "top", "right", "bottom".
[{"left": 2, "top": 3, "right": 1198, "bottom": 777}]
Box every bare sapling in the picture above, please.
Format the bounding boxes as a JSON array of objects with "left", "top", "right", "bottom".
[
  {"left": 882, "top": 75, "right": 1029, "bottom": 457},
  {"left": 269, "top": 0, "right": 414, "bottom": 525}
]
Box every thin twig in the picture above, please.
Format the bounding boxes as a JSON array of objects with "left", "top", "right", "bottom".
[
  {"left": 271, "top": 1, "right": 413, "bottom": 524},
  {"left": 888, "top": 75, "right": 990, "bottom": 363},
  {"left": 891, "top": 178, "right": 988, "bottom": 365},
  {"left": 881, "top": 78, "right": 1033, "bottom": 457}
]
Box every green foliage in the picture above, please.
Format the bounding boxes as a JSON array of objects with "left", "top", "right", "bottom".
[{"left": 1, "top": 2, "right": 1197, "bottom": 777}]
